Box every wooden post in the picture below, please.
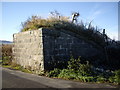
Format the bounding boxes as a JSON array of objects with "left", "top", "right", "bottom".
[{"left": 103, "top": 29, "right": 109, "bottom": 64}]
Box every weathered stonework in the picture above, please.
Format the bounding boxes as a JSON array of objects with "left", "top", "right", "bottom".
[
  {"left": 12, "top": 29, "right": 44, "bottom": 73},
  {"left": 13, "top": 28, "right": 103, "bottom": 73}
]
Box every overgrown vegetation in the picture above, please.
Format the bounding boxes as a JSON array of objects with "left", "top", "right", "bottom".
[
  {"left": 46, "top": 56, "right": 120, "bottom": 85},
  {"left": 2, "top": 62, "right": 32, "bottom": 74},
  {"left": 1, "top": 11, "right": 119, "bottom": 85},
  {"left": 1, "top": 43, "right": 120, "bottom": 85},
  {"left": 1, "top": 44, "right": 13, "bottom": 65},
  {"left": 21, "top": 13, "right": 106, "bottom": 47},
  {"left": 2, "top": 57, "right": 33, "bottom": 73}
]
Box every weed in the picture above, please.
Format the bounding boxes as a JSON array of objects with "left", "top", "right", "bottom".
[
  {"left": 20, "top": 14, "right": 107, "bottom": 47},
  {"left": 47, "top": 68, "right": 61, "bottom": 77},
  {"left": 47, "top": 56, "right": 119, "bottom": 84},
  {"left": 114, "top": 69, "right": 120, "bottom": 84},
  {"left": 58, "top": 69, "right": 76, "bottom": 80}
]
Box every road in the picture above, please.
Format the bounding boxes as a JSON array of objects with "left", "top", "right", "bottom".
[
  {"left": 2, "top": 67, "right": 119, "bottom": 89},
  {"left": 2, "top": 70, "right": 52, "bottom": 88}
]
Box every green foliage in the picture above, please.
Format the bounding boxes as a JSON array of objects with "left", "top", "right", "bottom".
[
  {"left": 0, "top": 60, "right": 2, "bottom": 64},
  {"left": 114, "top": 70, "right": 120, "bottom": 84},
  {"left": 76, "top": 74, "right": 95, "bottom": 82},
  {"left": 97, "top": 76, "right": 107, "bottom": 83},
  {"left": 21, "top": 68, "right": 33, "bottom": 73},
  {"left": 2, "top": 44, "right": 13, "bottom": 57},
  {"left": 47, "top": 57, "right": 120, "bottom": 84},
  {"left": 47, "top": 68, "right": 61, "bottom": 77},
  {"left": 68, "top": 56, "right": 93, "bottom": 76},
  {"left": 3, "top": 63, "right": 33, "bottom": 74},
  {"left": 78, "top": 61, "right": 93, "bottom": 76},
  {"left": 2, "top": 44, "right": 13, "bottom": 65},
  {"left": 109, "top": 76, "right": 115, "bottom": 83},
  {"left": 108, "top": 70, "right": 120, "bottom": 84},
  {"left": 67, "top": 56, "right": 81, "bottom": 71},
  {"left": 58, "top": 69, "right": 77, "bottom": 80},
  {"left": 2, "top": 57, "right": 12, "bottom": 65}
]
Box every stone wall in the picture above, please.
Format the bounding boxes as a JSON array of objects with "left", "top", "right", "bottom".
[
  {"left": 12, "top": 29, "right": 44, "bottom": 73},
  {"left": 13, "top": 28, "right": 104, "bottom": 72},
  {"left": 42, "top": 29, "right": 103, "bottom": 70}
]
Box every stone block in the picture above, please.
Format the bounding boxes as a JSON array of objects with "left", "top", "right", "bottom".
[{"left": 13, "top": 28, "right": 103, "bottom": 73}]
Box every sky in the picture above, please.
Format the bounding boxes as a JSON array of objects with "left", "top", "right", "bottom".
[{"left": 0, "top": 2, "right": 119, "bottom": 41}]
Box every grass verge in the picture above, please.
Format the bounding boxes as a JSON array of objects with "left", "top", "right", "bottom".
[{"left": 2, "top": 64, "right": 33, "bottom": 74}]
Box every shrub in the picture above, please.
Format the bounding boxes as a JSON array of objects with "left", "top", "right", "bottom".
[
  {"left": 2, "top": 57, "right": 11, "bottom": 65},
  {"left": 58, "top": 69, "right": 77, "bottom": 80},
  {"left": 67, "top": 56, "right": 81, "bottom": 71},
  {"left": 2, "top": 44, "right": 12, "bottom": 58},
  {"left": 68, "top": 56, "right": 93, "bottom": 76},
  {"left": 109, "top": 76, "right": 115, "bottom": 83},
  {"left": 2, "top": 44, "right": 13, "bottom": 65},
  {"left": 76, "top": 75, "right": 95, "bottom": 82},
  {"left": 78, "top": 61, "right": 93, "bottom": 76},
  {"left": 47, "top": 68, "right": 61, "bottom": 77},
  {"left": 114, "top": 69, "right": 120, "bottom": 84},
  {"left": 97, "top": 76, "right": 107, "bottom": 83}
]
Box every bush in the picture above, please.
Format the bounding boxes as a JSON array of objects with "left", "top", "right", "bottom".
[
  {"left": 67, "top": 56, "right": 81, "bottom": 71},
  {"left": 2, "top": 44, "right": 13, "bottom": 65},
  {"left": 97, "top": 76, "right": 107, "bottom": 83},
  {"left": 47, "top": 68, "right": 61, "bottom": 77},
  {"left": 46, "top": 56, "right": 120, "bottom": 84},
  {"left": 58, "top": 69, "right": 77, "bottom": 80},
  {"left": 2, "top": 57, "right": 12, "bottom": 65},
  {"left": 109, "top": 76, "right": 115, "bottom": 83},
  {"left": 2, "top": 44, "right": 13, "bottom": 58},
  {"left": 68, "top": 56, "right": 93, "bottom": 76},
  {"left": 114, "top": 69, "right": 120, "bottom": 84},
  {"left": 76, "top": 74, "right": 95, "bottom": 82}
]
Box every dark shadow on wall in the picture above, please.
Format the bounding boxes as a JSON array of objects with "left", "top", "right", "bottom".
[{"left": 41, "top": 28, "right": 108, "bottom": 71}]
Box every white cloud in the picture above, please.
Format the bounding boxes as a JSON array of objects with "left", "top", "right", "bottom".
[
  {"left": 87, "top": 10, "right": 102, "bottom": 21},
  {"left": 87, "top": 4, "right": 103, "bottom": 21}
]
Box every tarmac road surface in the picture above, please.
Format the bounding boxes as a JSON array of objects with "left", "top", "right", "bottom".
[{"left": 1, "top": 67, "right": 119, "bottom": 89}]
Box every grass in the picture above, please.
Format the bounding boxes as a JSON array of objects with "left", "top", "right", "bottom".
[
  {"left": 20, "top": 15, "right": 107, "bottom": 47},
  {"left": 3, "top": 64, "right": 33, "bottom": 74},
  {"left": 2, "top": 58, "right": 33, "bottom": 73},
  {"left": 2, "top": 65, "right": 11, "bottom": 68}
]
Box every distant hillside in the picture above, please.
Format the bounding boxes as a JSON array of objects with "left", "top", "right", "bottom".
[{"left": 0, "top": 40, "right": 13, "bottom": 44}]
